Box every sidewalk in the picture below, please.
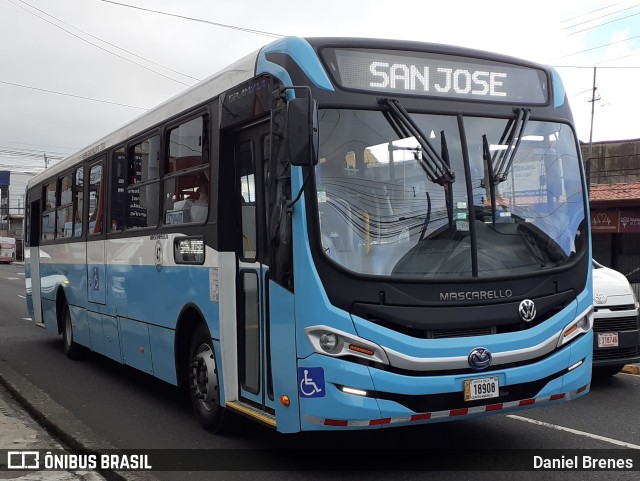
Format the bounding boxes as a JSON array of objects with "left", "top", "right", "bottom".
[
  {"left": 0, "top": 361, "right": 156, "bottom": 481},
  {"left": 0, "top": 382, "right": 105, "bottom": 481}
]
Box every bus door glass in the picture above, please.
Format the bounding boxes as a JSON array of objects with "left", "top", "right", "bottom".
[
  {"left": 87, "top": 160, "right": 106, "bottom": 304},
  {"left": 234, "top": 122, "right": 274, "bottom": 411}
]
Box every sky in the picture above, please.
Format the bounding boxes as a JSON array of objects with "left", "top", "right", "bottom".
[{"left": 2, "top": 0, "right": 640, "bottom": 213}]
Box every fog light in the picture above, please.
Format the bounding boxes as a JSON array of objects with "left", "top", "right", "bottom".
[
  {"left": 568, "top": 360, "right": 583, "bottom": 372},
  {"left": 319, "top": 332, "right": 339, "bottom": 353},
  {"left": 341, "top": 386, "right": 368, "bottom": 396}
]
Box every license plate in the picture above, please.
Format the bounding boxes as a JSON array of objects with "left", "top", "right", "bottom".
[
  {"left": 597, "top": 332, "right": 619, "bottom": 348},
  {"left": 464, "top": 376, "right": 499, "bottom": 401}
]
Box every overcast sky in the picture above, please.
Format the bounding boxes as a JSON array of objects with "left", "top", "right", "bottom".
[{"left": 2, "top": 0, "right": 640, "bottom": 212}]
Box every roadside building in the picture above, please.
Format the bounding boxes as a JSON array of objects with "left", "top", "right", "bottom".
[{"left": 582, "top": 139, "right": 640, "bottom": 297}]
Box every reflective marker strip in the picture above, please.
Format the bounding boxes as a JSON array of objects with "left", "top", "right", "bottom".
[{"left": 307, "top": 385, "right": 589, "bottom": 428}]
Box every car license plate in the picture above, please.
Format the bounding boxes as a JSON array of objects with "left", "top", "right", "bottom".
[
  {"left": 597, "top": 332, "right": 619, "bottom": 348},
  {"left": 464, "top": 376, "right": 499, "bottom": 401}
]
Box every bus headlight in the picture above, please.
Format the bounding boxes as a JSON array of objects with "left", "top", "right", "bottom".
[
  {"left": 557, "top": 306, "right": 593, "bottom": 347},
  {"left": 319, "top": 332, "right": 339, "bottom": 353},
  {"left": 305, "top": 326, "right": 389, "bottom": 365}
]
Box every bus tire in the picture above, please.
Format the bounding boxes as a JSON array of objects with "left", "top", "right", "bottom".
[
  {"left": 188, "top": 323, "right": 233, "bottom": 433},
  {"left": 62, "top": 303, "right": 83, "bottom": 360}
]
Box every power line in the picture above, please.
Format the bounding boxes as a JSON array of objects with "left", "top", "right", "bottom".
[
  {"left": 553, "top": 64, "right": 640, "bottom": 69},
  {"left": 553, "top": 33, "right": 640, "bottom": 60},
  {"left": 98, "top": 0, "right": 284, "bottom": 38},
  {"left": 560, "top": 3, "right": 624, "bottom": 24},
  {"left": 566, "top": 11, "right": 640, "bottom": 36},
  {"left": 0, "top": 79, "right": 149, "bottom": 109},
  {"left": 562, "top": 3, "right": 640, "bottom": 31},
  {"left": 0, "top": 138, "right": 77, "bottom": 154},
  {"left": 15, "top": 0, "right": 201, "bottom": 83},
  {"left": 7, "top": 0, "right": 193, "bottom": 87}
]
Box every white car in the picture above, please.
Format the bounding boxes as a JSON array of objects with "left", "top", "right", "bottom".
[{"left": 592, "top": 260, "right": 640, "bottom": 376}]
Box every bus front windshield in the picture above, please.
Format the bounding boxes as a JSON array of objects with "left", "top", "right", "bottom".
[{"left": 315, "top": 109, "right": 586, "bottom": 278}]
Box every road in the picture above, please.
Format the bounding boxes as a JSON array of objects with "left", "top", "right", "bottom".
[{"left": 0, "top": 262, "right": 638, "bottom": 480}]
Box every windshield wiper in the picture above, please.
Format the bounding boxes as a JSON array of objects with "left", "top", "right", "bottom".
[
  {"left": 488, "top": 107, "right": 531, "bottom": 185},
  {"left": 482, "top": 134, "right": 498, "bottom": 225},
  {"left": 379, "top": 98, "right": 455, "bottom": 186}
]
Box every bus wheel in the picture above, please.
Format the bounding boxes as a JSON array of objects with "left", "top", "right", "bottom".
[
  {"left": 188, "top": 324, "right": 232, "bottom": 433},
  {"left": 62, "top": 303, "right": 82, "bottom": 360}
]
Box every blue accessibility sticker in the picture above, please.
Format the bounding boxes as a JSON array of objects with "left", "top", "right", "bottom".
[{"left": 298, "top": 367, "right": 325, "bottom": 398}]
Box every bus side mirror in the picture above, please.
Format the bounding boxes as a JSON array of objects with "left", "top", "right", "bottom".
[{"left": 287, "top": 97, "right": 318, "bottom": 166}]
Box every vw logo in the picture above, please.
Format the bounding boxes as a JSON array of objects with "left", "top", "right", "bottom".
[
  {"left": 594, "top": 293, "right": 607, "bottom": 304},
  {"left": 519, "top": 299, "right": 536, "bottom": 322},
  {"left": 468, "top": 347, "right": 492, "bottom": 370}
]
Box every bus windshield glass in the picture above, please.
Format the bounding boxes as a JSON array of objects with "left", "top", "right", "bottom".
[{"left": 315, "top": 109, "right": 586, "bottom": 278}]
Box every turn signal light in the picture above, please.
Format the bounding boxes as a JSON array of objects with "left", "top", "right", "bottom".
[
  {"left": 348, "top": 344, "right": 375, "bottom": 356},
  {"left": 563, "top": 325, "right": 578, "bottom": 337}
]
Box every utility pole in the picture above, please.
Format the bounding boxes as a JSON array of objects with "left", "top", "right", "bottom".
[{"left": 586, "top": 67, "right": 599, "bottom": 191}]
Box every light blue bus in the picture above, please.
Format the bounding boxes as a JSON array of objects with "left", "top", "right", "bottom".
[{"left": 24, "top": 37, "right": 593, "bottom": 433}]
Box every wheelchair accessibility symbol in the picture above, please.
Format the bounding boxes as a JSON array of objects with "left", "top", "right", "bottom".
[{"left": 298, "top": 367, "right": 325, "bottom": 398}]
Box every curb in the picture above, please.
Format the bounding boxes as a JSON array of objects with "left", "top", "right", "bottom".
[{"left": 0, "top": 359, "right": 159, "bottom": 481}]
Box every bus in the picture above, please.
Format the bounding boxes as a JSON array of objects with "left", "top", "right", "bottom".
[
  {"left": 24, "top": 37, "right": 593, "bottom": 433},
  {"left": 0, "top": 237, "right": 16, "bottom": 263}
]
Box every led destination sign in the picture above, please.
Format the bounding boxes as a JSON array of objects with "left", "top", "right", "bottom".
[{"left": 324, "top": 48, "right": 549, "bottom": 104}]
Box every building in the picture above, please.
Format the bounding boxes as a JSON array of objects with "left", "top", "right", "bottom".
[{"left": 582, "top": 139, "right": 640, "bottom": 295}]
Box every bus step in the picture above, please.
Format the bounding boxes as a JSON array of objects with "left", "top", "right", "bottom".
[{"left": 225, "top": 400, "right": 276, "bottom": 428}]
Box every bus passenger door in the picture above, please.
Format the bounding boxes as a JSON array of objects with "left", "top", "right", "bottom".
[
  {"left": 233, "top": 122, "right": 275, "bottom": 413},
  {"left": 86, "top": 161, "right": 106, "bottom": 305}
]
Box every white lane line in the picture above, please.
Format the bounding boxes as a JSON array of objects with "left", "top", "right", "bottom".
[
  {"left": 22, "top": 318, "right": 32, "bottom": 321},
  {"left": 17, "top": 294, "right": 26, "bottom": 299},
  {"left": 507, "top": 414, "right": 640, "bottom": 449},
  {"left": 6, "top": 277, "right": 19, "bottom": 280}
]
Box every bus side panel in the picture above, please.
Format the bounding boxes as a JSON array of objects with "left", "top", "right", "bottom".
[
  {"left": 120, "top": 317, "right": 153, "bottom": 374},
  {"left": 69, "top": 305, "right": 91, "bottom": 347},
  {"left": 87, "top": 311, "right": 106, "bottom": 356},
  {"left": 148, "top": 324, "right": 177, "bottom": 384},
  {"left": 268, "top": 281, "right": 300, "bottom": 433},
  {"left": 26, "top": 247, "right": 42, "bottom": 324},
  {"left": 102, "top": 314, "right": 122, "bottom": 362}
]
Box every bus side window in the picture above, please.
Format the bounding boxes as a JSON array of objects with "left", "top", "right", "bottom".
[
  {"left": 41, "top": 182, "right": 56, "bottom": 241},
  {"left": 56, "top": 173, "right": 73, "bottom": 238},
  {"left": 110, "top": 147, "right": 126, "bottom": 232},
  {"left": 127, "top": 136, "right": 160, "bottom": 229},
  {"left": 163, "top": 116, "right": 209, "bottom": 225},
  {"left": 73, "top": 167, "right": 84, "bottom": 237},
  {"left": 88, "top": 163, "right": 103, "bottom": 235}
]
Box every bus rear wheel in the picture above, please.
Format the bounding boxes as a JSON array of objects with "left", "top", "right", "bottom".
[
  {"left": 188, "top": 324, "right": 233, "bottom": 433},
  {"left": 62, "top": 303, "right": 82, "bottom": 360}
]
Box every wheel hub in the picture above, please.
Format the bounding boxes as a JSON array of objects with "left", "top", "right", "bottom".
[{"left": 190, "top": 345, "right": 218, "bottom": 410}]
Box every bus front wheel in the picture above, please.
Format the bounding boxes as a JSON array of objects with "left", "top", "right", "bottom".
[{"left": 188, "top": 324, "right": 233, "bottom": 433}]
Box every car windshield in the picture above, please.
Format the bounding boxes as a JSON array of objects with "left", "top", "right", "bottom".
[{"left": 315, "top": 109, "right": 586, "bottom": 278}]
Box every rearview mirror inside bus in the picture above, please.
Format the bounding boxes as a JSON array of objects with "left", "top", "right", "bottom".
[{"left": 287, "top": 97, "right": 318, "bottom": 166}]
